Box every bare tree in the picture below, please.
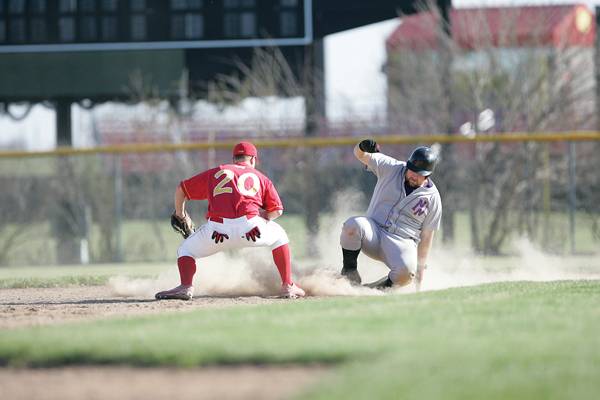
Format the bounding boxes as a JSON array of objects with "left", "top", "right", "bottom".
[
  {"left": 0, "top": 171, "right": 46, "bottom": 265},
  {"left": 386, "top": 3, "right": 595, "bottom": 254}
]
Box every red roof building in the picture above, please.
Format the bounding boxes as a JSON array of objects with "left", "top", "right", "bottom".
[
  {"left": 384, "top": 4, "right": 596, "bottom": 136},
  {"left": 386, "top": 4, "right": 594, "bottom": 51}
]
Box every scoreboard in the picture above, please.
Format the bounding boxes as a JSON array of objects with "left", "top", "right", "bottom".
[
  {"left": 0, "top": 1, "right": 449, "bottom": 101},
  {"left": 0, "top": 0, "right": 311, "bottom": 53}
]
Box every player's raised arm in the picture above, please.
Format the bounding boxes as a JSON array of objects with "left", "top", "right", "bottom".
[{"left": 354, "top": 139, "right": 380, "bottom": 165}]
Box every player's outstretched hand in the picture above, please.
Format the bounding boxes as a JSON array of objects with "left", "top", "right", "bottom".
[
  {"left": 245, "top": 226, "right": 261, "bottom": 242},
  {"left": 358, "top": 139, "right": 380, "bottom": 153},
  {"left": 211, "top": 231, "right": 229, "bottom": 244}
]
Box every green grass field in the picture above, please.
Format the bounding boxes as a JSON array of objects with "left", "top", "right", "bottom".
[
  {"left": 0, "top": 263, "right": 167, "bottom": 288},
  {"left": 1, "top": 280, "right": 599, "bottom": 399}
]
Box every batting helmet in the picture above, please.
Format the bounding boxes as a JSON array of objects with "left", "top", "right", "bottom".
[{"left": 406, "top": 146, "right": 437, "bottom": 176}]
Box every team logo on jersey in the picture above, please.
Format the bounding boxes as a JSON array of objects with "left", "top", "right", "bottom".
[{"left": 412, "top": 199, "right": 428, "bottom": 216}]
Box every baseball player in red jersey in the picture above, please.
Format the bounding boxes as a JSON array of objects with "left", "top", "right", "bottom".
[{"left": 155, "top": 142, "right": 305, "bottom": 300}]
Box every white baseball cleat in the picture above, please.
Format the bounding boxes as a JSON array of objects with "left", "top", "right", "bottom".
[
  {"left": 155, "top": 285, "right": 194, "bottom": 300},
  {"left": 280, "top": 283, "right": 305, "bottom": 299}
]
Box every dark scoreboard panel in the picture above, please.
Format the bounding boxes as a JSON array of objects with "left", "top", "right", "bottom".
[
  {"left": 0, "top": 1, "right": 446, "bottom": 101},
  {"left": 0, "top": 0, "right": 310, "bottom": 52},
  {"left": 0, "top": 0, "right": 311, "bottom": 100}
]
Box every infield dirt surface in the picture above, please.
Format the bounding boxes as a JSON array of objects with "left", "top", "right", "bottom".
[
  {"left": 0, "top": 285, "right": 304, "bottom": 329},
  {"left": 0, "top": 285, "right": 328, "bottom": 400}
]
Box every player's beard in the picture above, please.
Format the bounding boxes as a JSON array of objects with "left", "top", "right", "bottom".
[{"left": 406, "top": 176, "right": 422, "bottom": 188}]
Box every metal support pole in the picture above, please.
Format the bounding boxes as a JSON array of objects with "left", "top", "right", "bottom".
[
  {"left": 303, "top": 39, "right": 325, "bottom": 256},
  {"left": 437, "top": 0, "right": 456, "bottom": 244},
  {"left": 113, "top": 154, "right": 124, "bottom": 262},
  {"left": 567, "top": 141, "right": 577, "bottom": 255},
  {"left": 56, "top": 99, "right": 72, "bottom": 146},
  {"left": 596, "top": 7, "right": 600, "bottom": 131},
  {"left": 542, "top": 144, "right": 551, "bottom": 248},
  {"left": 54, "top": 98, "right": 82, "bottom": 264}
]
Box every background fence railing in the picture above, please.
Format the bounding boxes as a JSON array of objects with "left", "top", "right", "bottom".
[{"left": 1, "top": 132, "right": 598, "bottom": 266}]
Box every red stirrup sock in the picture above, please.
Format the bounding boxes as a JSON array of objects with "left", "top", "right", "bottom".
[
  {"left": 177, "top": 256, "right": 196, "bottom": 286},
  {"left": 272, "top": 244, "right": 292, "bottom": 285}
]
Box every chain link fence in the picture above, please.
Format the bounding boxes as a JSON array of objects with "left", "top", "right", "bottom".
[{"left": 0, "top": 135, "right": 599, "bottom": 266}]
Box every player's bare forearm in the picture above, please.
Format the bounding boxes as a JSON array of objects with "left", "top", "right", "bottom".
[
  {"left": 354, "top": 144, "right": 372, "bottom": 166},
  {"left": 415, "top": 230, "right": 434, "bottom": 289},
  {"left": 260, "top": 209, "right": 283, "bottom": 221},
  {"left": 417, "top": 229, "right": 435, "bottom": 267},
  {"left": 174, "top": 185, "right": 188, "bottom": 218}
]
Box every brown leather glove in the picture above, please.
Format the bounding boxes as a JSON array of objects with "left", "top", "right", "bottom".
[{"left": 171, "top": 212, "right": 195, "bottom": 239}]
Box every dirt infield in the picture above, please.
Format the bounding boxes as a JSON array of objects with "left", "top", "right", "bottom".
[
  {"left": 0, "top": 285, "right": 308, "bottom": 329},
  {"left": 0, "top": 365, "right": 328, "bottom": 400},
  {"left": 0, "top": 286, "right": 329, "bottom": 400}
]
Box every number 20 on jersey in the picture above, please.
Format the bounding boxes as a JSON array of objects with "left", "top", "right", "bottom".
[{"left": 213, "top": 169, "right": 260, "bottom": 197}]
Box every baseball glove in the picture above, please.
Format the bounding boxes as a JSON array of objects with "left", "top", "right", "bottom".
[
  {"left": 358, "top": 139, "right": 380, "bottom": 153},
  {"left": 171, "top": 212, "right": 195, "bottom": 239}
]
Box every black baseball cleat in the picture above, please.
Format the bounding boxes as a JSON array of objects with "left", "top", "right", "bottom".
[
  {"left": 364, "top": 276, "right": 394, "bottom": 290},
  {"left": 341, "top": 267, "right": 362, "bottom": 285}
]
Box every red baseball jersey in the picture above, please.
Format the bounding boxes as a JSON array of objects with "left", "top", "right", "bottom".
[{"left": 180, "top": 163, "right": 283, "bottom": 219}]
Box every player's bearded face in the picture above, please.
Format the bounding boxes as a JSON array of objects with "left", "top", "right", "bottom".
[{"left": 406, "top": 170, "right": 427, "bottom": 187}]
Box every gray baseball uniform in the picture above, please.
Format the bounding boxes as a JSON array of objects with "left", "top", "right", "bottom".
[{"left": 340, "top": 153, "right": 442, "bottom": 280}]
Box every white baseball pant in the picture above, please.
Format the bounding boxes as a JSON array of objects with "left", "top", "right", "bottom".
[{"left": 178, "top": 216, "right": 289, "bottom": 259}]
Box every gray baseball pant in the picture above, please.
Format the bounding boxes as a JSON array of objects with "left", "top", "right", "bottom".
[{"left": 340, "top": 216, "right": 417, "bottom": 283}]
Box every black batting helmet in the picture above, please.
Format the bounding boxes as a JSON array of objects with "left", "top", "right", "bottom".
[{"left": 406, "top": 146, "right": 437, "bottom": 176}]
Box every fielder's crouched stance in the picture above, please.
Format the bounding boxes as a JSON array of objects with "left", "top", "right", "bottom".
[
  {"left": 340, "top": 140, "right": 442, "bottom": 290},
  {"left": 156, "top": 142, "right": 305, "bottom": 300}
]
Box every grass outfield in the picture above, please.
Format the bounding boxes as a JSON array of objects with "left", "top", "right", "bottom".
[{"left": 1, "top": 280, "right": 599, "bottom": 399}]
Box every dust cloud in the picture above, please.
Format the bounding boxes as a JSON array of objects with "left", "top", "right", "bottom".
[
  {"left": 110, "top": 191, "right": 600, "bottom": 299},
  {"left": 423, "top": 236, "right": 600, "bottom": 292}
]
